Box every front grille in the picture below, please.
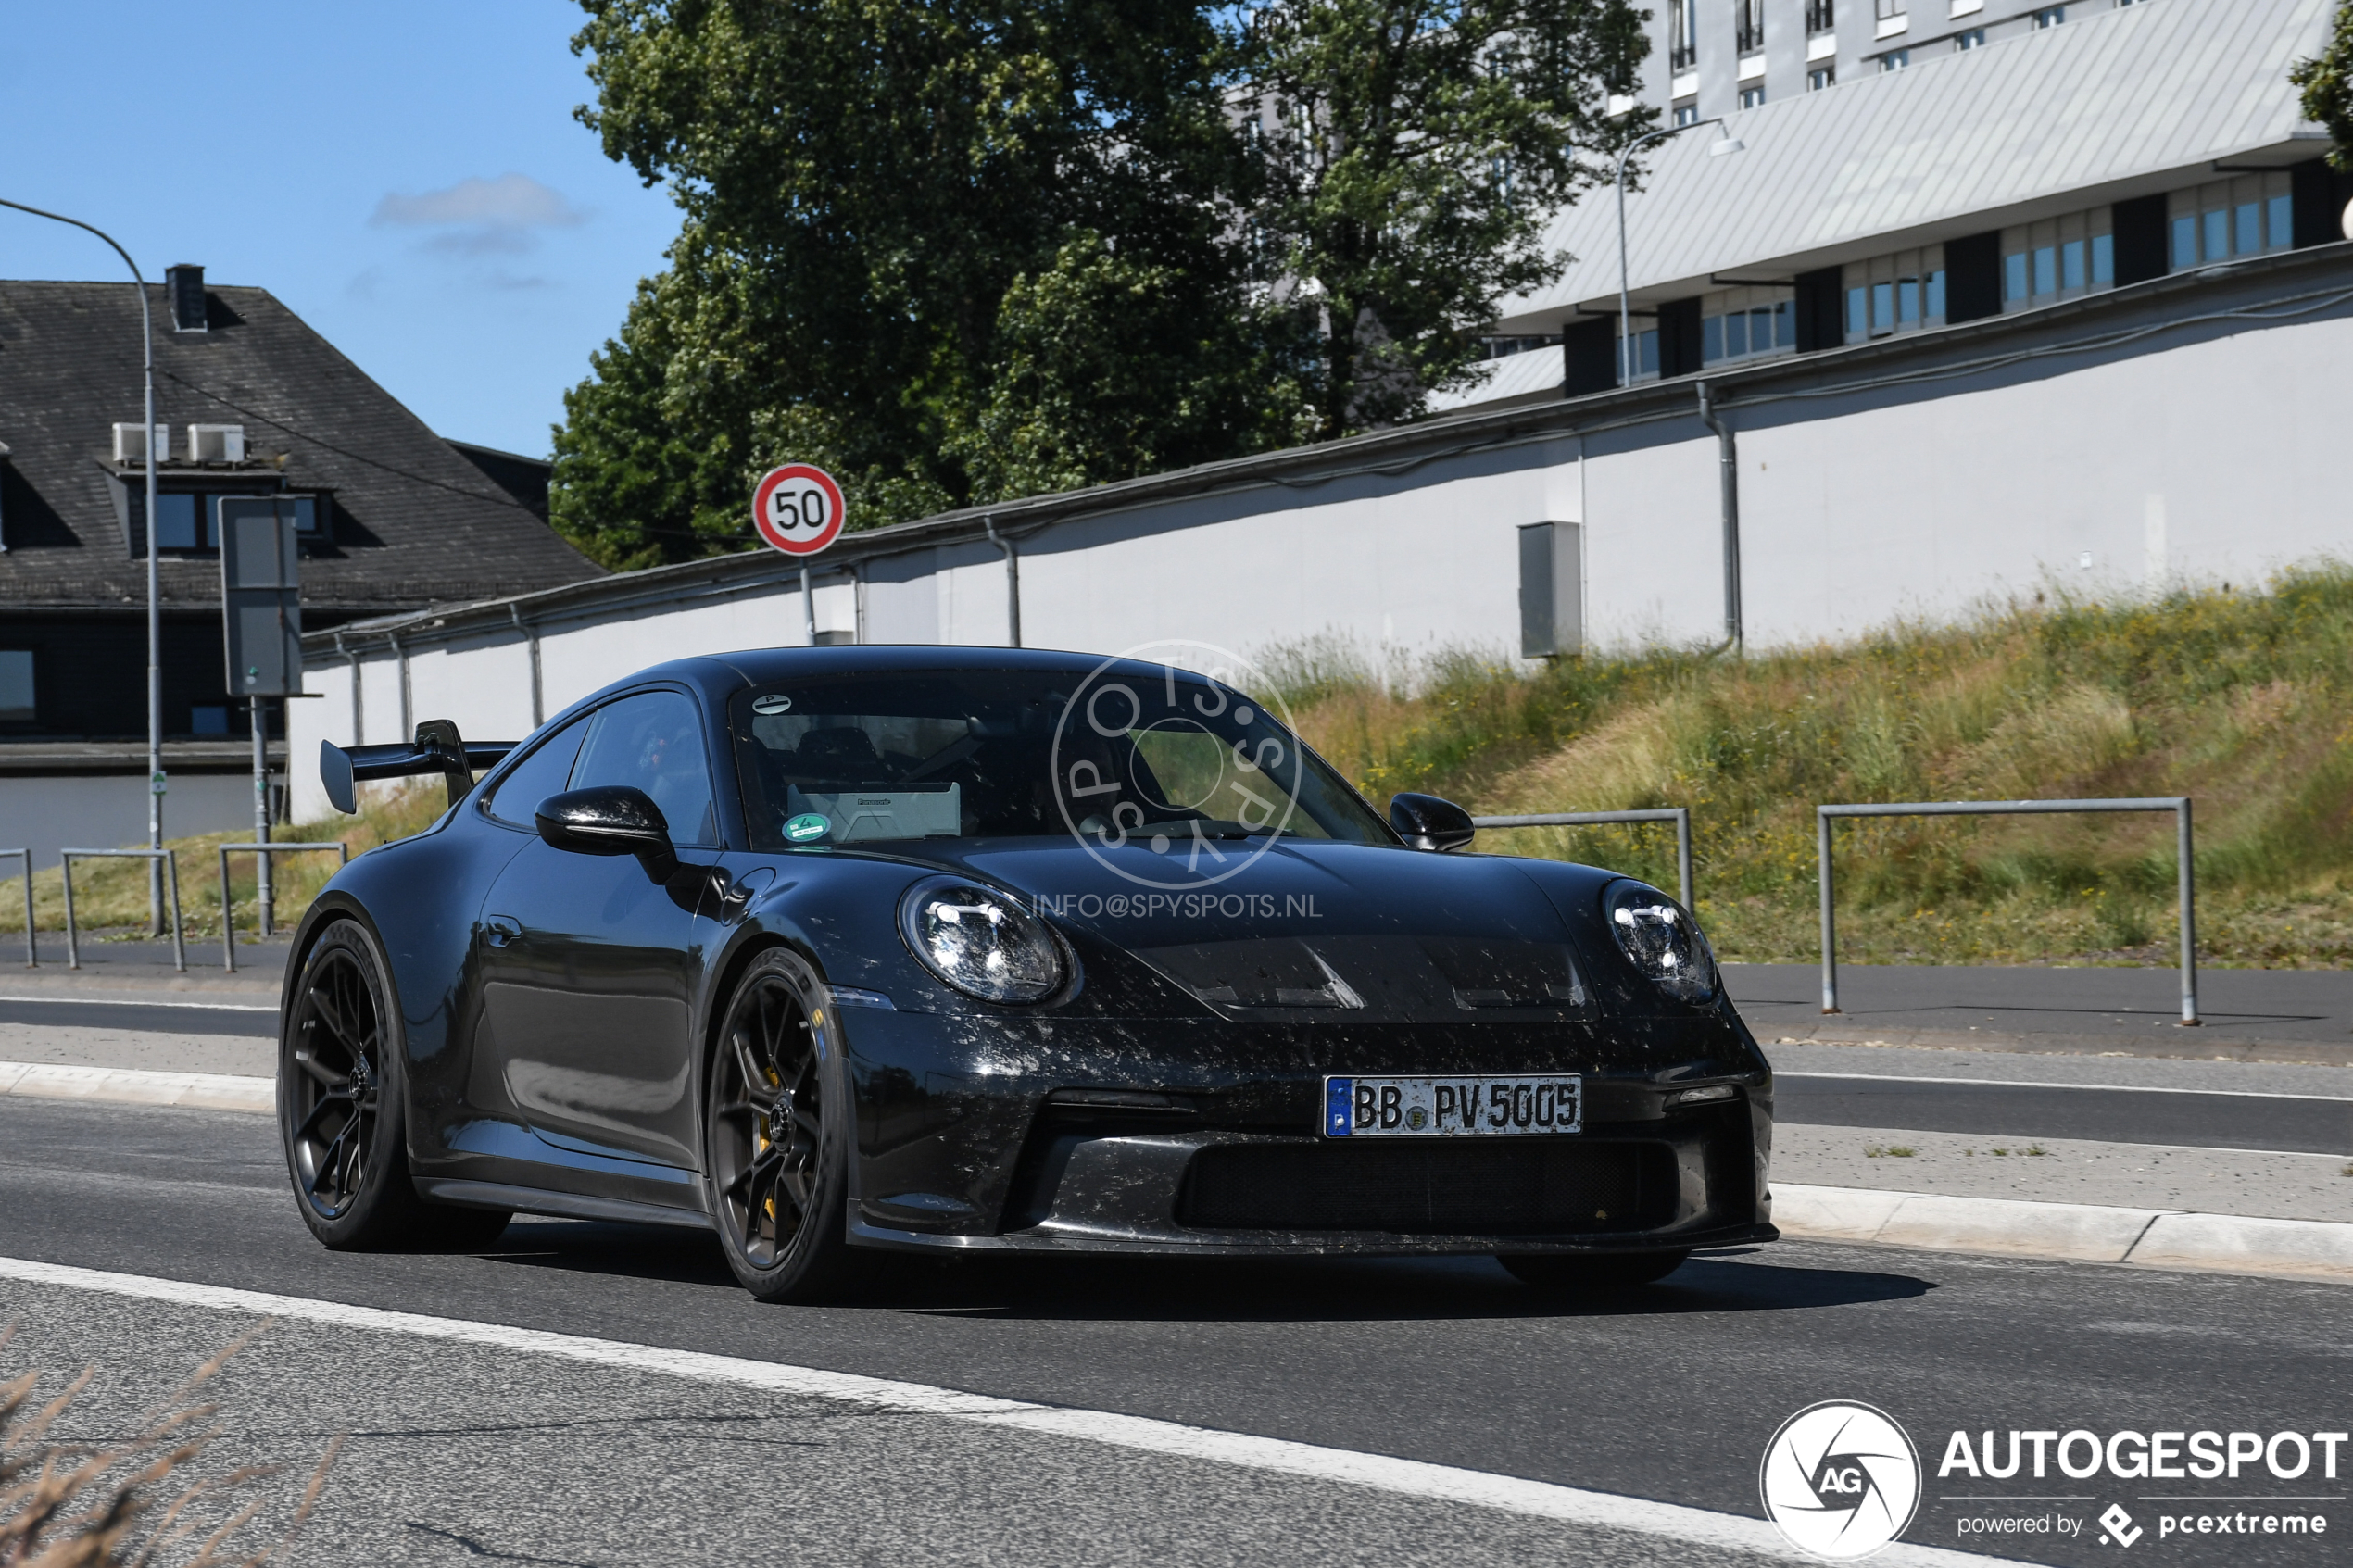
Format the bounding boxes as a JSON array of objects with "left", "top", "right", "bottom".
[{"left": 1177, "top": 1140, "right": 1674, "bottom": 1235}]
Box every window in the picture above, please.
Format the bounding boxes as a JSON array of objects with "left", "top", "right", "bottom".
[
  {"left": 2032, "top": 6, "right": 2063, "bottom": 26},
  {"left": 1809, "top": 66, "right": 1836, "bottom": 90},
  {"left": 1699, "top": 289, "right": 1796, "bottom": 368},
  {"left": 571, "top": 690, "right": 718, "bottom": 847},
  {"left": 1957, "top": 28, "right": 1985, "bottom": 49},
  {"left": 1670, "top": 0, "right": 1697, "bottom": 69},
  {"left": 485, "top": 715, "right": 590, "bottom": 827},
  {"left": 2092, "top": 232, "right": 2114, "bottom": 286},
  {"left": 154, "top": 493, "right": 200, "bottom": 550},
  {"left": 2168, "top": 175, "right": 2294, "bottom": 270},
  {"left": 0, "top": 651, "right": 31, "bottom": 723},
  {"left": 1617, "top": 321, "right": 1661, "bottom": 383},
  {"left": 1738, "top": 0, "right": 1765, "bottom": 55},
  {"left": 1806, "top": 0, "right": 1836, "bottom": 31},
  {"left": 1739, "top": 85, "right": 1766, "bottom": 108},
  {"left": 1673, "top": 103, "right": 1700, "bottom": 127},
  {"left": 2001, "top": 208, "right": 2111, "bottom": 307},
  {"left": 1843, "top": 246, "right": 1947, "bottom": 342},
  {"left": 2004, "top": 250, "right": 2029, "bottom": 301},
  {"left": 1876, "top": 0, "right": 1904, "bottom": 17},
  {"left": 1880, "top": 49, "right": 1909, "bottom": 71}
]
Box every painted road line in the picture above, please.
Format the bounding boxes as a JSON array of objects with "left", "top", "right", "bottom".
[
  {"left": 0, "top": 1254, "right": 2006, "bottom": 1567},
  {"left": 1776, "top": 1071, "right": 2353, "bottom": 1103},
  {"left": 0, "top": 1061, "right": 272, "bottom": 1112},
  {"left": 0, "top": 994, "right": 277, "bottom": 1011}
]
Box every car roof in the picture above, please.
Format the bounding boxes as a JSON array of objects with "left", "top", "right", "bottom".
[{"left": 577, "top": 645, "right": 1238, "bottom": 709}]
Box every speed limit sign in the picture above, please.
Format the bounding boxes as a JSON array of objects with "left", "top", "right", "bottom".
[{"left": 751, "top": 464, "right": 845, "bottom": 556}]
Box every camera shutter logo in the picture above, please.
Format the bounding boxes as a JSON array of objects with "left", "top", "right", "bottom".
[{"left": 1758, "top": 1401, "right": 1922, "bottom": 1559}]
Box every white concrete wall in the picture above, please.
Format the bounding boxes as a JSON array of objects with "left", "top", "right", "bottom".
[
  {"left": 288, "top": 295, "right": 2353, "bottom": 823},
  {"left": 0, "top": 774, "right": 259, "bottom": 872}
]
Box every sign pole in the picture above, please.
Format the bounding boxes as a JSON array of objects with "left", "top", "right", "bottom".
[{"left": 251, "top": 695, "right": 271, "bottom": 935}]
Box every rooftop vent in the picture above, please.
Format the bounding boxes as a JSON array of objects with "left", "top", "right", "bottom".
[
  {"left": 166, "top": 264, "right": 206, "bottom": 332},
  {"left": 112, "top": 422, "right": 169, "bottom": 463},
  {"left": 187, "top": 423, "right": 245, "bottom": 463}
]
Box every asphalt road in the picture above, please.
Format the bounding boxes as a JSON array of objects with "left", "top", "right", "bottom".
[
  {"left": 0, "top": 994, "right": 278, "bottom": 1036},
  {"left": 0, "top": 1097, "right": 2345, "bottom": 1567},
  {"left": 1773, "top": 1074, "right": 2353, "bottom": 1156}
]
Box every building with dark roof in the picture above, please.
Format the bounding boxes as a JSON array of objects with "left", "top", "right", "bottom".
[{"left": 0, "top": 267, "right": 599, "bottom": 857}]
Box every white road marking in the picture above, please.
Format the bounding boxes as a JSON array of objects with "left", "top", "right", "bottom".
[
  {"left": 0, "top": 1255, "right": 2004, "bottom": 1565},
  {"left": 0, "top": 994, "right": 278, "bottom": 1013},
  {"left": 1777, "top": 1071, "right": 2353, "bottom": 1103}
]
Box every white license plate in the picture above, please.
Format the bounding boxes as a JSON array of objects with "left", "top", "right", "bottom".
[{"left": 1323, "top": 1074, "right": 1581, "bottom": 1137}]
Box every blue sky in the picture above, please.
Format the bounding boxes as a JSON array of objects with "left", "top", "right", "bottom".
[{"left": 0, "top": 0, "right": 680, "bottom": 458}]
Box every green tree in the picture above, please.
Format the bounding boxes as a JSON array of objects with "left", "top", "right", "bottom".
[
  {"left": 1232, "top": 0, "right": 1653, "bottom": 438},
  {"left": 555, "top": 0, "right": 1271, "bottom": 562},
  {"left": 2293, "top": 1, "right": 2353, "bottom": 175}
]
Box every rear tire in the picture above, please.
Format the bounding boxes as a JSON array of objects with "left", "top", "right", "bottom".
[
  {"left": 280, "top": 917, "right": 512, "bottom": 1252},
  {"left": 704, "top": 947, "right": 863, "bottom": 1303},
  {"left": 1498, "top": 1249, "right": 1690, "bottom": 1292}
]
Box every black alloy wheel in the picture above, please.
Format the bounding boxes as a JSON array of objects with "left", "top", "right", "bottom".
[
  {"left": 281, "top": 919, "right": 510, "bottom": 1250},
  {"left": 706, "top": 948, "right": 858, "bottom": 1301},
  {"left": 1497, "top": 1248, "right": 1692, "bottom": 1292}
]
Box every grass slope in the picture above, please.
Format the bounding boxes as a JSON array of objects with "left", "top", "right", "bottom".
[{"left": 1274, "top": 565, "right": 2353, "bottom": 967}]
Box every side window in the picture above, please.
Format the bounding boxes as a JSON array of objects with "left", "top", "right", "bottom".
[
  {"left": 570, "top": 690, "right": 719, "bottom": 847},
  {"left": 484, "top": 717, "right": 588, "bottom": 827}
]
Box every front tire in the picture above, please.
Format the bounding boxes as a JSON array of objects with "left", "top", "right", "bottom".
[
  {"left": 1498, "top": 1249, "right": 1691, "bottom": 1292},
  {"left": 705, "top": 947, "right": 861, "bottom": 1303},
  {"left": 280, "top": 918, "right": 510, "bottom": 1251}
]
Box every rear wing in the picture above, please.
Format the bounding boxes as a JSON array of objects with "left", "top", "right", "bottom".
[{"left": 320, "top": 718, "right": 517, "bottom": 813}]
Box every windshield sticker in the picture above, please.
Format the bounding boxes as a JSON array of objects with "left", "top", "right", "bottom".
[{"left": 784, "top": 811, "right": 831, "bottom": 843}]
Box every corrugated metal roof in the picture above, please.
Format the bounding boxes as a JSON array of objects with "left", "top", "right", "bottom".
[
  {"left": 1493, "top": 0, "right": 2334, "bottom": 330},
  {"left": 1428, "top": 343, "right": 1564, "bottom": 411}
]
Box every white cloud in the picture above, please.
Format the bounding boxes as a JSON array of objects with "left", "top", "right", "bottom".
[{"left": 371, "top": 174, "right": 585, "bottom": 255}]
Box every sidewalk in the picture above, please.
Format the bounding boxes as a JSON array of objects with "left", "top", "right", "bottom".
[{"left": 1728, "top": 961, "right": 2353, "bottom": 1065}]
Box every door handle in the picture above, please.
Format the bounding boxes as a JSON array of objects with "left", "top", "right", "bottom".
[{"left": 484, "top": 915, "right": 522, "bottom": 948}]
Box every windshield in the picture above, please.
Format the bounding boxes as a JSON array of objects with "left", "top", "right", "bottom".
[{"left": 728, "top": 669, "right": 1392, "bottom": 850}]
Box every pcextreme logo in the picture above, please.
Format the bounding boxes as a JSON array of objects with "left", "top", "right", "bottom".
[{"left": 1759, "top": 1400, "right": 1924, "bottom": 1560}]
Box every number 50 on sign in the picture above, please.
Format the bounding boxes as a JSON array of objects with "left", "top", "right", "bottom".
[{"left": 751, "top": 464, "right": 846, "bottom": 556}]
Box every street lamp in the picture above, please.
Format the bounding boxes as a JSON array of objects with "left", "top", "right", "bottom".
[
  {"left": 1615, "top": 118, "right": 1748, "bottom": 387},
  {"left": 0, "top": 198, "right": 166, "bottom": 930}
]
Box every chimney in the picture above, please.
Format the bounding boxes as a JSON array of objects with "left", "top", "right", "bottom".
[{"left": 166, "top": 264, "right": 207, "bottom": 332}]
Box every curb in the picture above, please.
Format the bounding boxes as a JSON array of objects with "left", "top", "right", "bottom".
[
  {"left": 1774, "top": 1182, "right": 2353, "bottom": 1284},
  {"left": 0, "top": 1061, "right": 273, "bottom": 1114}
]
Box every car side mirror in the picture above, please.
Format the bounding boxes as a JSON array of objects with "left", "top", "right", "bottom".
[
  {"left": 536, "top": 785, "right": 678, "bottom": 880},
  {"left": 1390, "top": 792, "right": 1476, "bottom": 853}
]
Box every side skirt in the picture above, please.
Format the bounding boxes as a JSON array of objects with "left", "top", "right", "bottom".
[{"left": 416, "top": 1178, "right": 714, "bottom": 1232}]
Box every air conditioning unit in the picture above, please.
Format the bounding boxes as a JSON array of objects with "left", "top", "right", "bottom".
[
  {"left": 112, "top": 422, "right": 169, "bottom": 463},
  {"left": 187, "top": 423, "right": 246, "bottom": 462}
]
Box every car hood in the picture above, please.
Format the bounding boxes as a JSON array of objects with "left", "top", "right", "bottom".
[{"left": 912, "top": 836, "right": 1608, "bottom": 1022}]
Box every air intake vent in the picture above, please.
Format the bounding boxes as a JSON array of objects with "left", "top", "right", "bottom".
[
  {"left": 187, "top": 424, "right": 245, "bottom": 463},
  {"left": 111, "top": 423, "right": 168, "bottom": 463},
  {"left": 166, "top": 264, "right": 207, "bottom": 332}
]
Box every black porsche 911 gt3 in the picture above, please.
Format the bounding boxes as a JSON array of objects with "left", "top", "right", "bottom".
[{"left": 280, "top": 646, "right": 1775, "bottom": 1301}]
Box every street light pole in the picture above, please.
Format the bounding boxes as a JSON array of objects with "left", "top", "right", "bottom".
[
  {"left": 0, "top": 199, "right": 164, "bottom": 929},
  {"left": 1614, "top": 117, "right": 1746, "bottom": 388}
]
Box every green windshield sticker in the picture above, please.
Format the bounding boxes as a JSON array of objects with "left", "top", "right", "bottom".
[{"left": 785, "top": 812, "right": 832, "bottom": 843}]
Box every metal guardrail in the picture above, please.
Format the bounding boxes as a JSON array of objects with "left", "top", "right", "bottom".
[
  {"left": 0, "top": 848, "right": 32, "bottom": 968},
  {"left": 60, "top": 847, "right": 184, "bottom": 972},
  {"left": 219, "top": 841, "right": 349, "bottom": 972},
  {"left": 1818, "top": 797, "right": 2196, "bottom": 1024},
  {"left": 1472, "top": 809, "right": 1695, "bottom": 912}
]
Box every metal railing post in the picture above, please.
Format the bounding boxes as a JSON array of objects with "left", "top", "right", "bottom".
[
  {"left": 2177, "top": 797, "right": 2199, "bottom": 1025},
  {"left": 59, "top": 848, "right": 184, "bottom": 972},
  {"left": 217, "top": 841, "right": 350, "bottom": 971},
  {"left": 1813, "top": 797, "right": 2198, "bottom": 1027},
  {"left": 1818, "top": 808, "right": 1839, "bottom": 1013},
  {"left": 1673, "top": 808, "right": 1694, "bottom": 916},
  {"left": 1469, "top": 807, "right": 1698, "bottom": 911},
  {"left": 0, "top": 849, "right": 32, "bottom": 967}
]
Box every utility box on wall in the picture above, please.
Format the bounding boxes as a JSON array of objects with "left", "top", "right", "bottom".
[{"left": 1517, "top": 521, "right": 1583, "bottom": 658}]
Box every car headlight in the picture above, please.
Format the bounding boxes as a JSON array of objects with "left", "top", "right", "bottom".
[
  {"left": 1604, "top": 880, "right": 1717, "bottom": 1003},
  {"left": 898, "top": 877, "right": 1063, "bottom": 1004}
]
